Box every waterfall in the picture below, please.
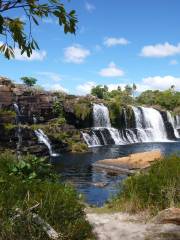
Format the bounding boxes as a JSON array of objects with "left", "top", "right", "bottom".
[
  {"left": 13, "top": 103, "right": 22, "bottom": 158},
  {"left": 167, "top": 112, "right": 180, "bottom": 138},
  {"left": 82, "top": 132, "right": 101, "bottom": 147},
  {"left": 35, "top": 129, "right": 58, "bottom": 157},
  {"left": 93, "top": 104, "right": 111, "bottom": 127},
  {"left": 82, "top": 103, "right": 176, "bottom": 147},
  {"left": 82, "top": 104, "right": 126, "bottom": 146},
  {"left": 132, "top": 106, "right": 168, "bottom": 142}
]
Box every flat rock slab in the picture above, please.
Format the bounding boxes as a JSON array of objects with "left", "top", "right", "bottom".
[
  {"left": 87, "top": 212, "right": 180, "bottom": 240},
  {"left": 93, "top": 150, "right": 162, "bottom": 174}
]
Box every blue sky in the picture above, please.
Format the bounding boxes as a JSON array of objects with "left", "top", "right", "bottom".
[{"left": 0, "top": 0, "right": 180, "bottom": 94}]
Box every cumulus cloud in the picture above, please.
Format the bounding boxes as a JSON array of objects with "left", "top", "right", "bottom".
[
  {"left": 169, "top": 59, "right": 178, "bottom": 65},
  {"left": 14, "top": 48, "right": 47, "bottom": 61},
  {"left": 37, "top": 72, "right": 62, "bottom": 82},
  {"left": 64, "top": 44, "right": 90, "bottom": 64},
  {"left": 140, "top": 42, "right": 180, "bottom": 58},
  {"left": 85, "top": 2, "right": 95, "bottom": 12},
  {"left": 104, "top": 37, "right": 129, "bottom": 47},
  {"left": 48, "top": 83, "right": 69, "bottom": 92},
  {"left": 99, "top": 62, "right": 124, "bottom": 77},
  {"left": 142, "top": 76, "right": 180, "bottom": 91},
  {"left": 76, "top": 81, "right": 96, "bottom": 95}
]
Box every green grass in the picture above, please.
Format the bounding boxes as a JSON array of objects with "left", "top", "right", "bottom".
[
  {"left": 108, "top": 155, "right": 180, "bottom": 215},
  {"left": 0, "top": 152, "right": 95, "bottom": 240}
]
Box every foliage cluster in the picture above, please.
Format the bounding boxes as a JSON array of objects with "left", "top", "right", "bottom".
[
  {"left": 74, "top": 100, "right": 91, "bottom": 121},
  {"left": 91, "top": 84, "right": 135, "bottom": 105},
  {"left": 91, "top": 85, "right": 180, "bottom": 113},
  {"left": 21, "top": 77, "right": 37, "bottom": 87},
  {"left": 0, "top": 109, "right": 16, "bottom": 118},
  {"left": 0, "top": 152, "right": 94, "bottom": 239},
  {"left": 137, "top": 89, "right": 180, "bottom": 111},
  {"left": 0, "top": 0, "right": 77, "bottom": 59},
  {"left": 109, "top": 155, "right": 180, "bottom": 214}
]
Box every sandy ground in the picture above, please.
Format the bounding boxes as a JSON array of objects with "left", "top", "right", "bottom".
[
  {"left": 95, "top": 150, "right": 162, "bottom": 170},
  {"left": 86, "top": 212, "right": 180, "bottom": 240}
]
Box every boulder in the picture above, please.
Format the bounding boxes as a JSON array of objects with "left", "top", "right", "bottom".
[{"left": 152, "top": 208, "right": 180, "bottom": 225}]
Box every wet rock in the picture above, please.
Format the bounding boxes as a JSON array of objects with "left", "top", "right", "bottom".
[{"left": 91, "top": 182, "right": 108, "bottom": 188}]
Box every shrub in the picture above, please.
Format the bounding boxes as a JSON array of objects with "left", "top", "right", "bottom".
[
  {"left": 109, "top": 155, "right": 180, "bottom": 214},
  {"left": 0, "top": 152, "right": 94, "bottom": 240},
  {"left": 74, "top": 102, "right": 91, "bottom": 121}
]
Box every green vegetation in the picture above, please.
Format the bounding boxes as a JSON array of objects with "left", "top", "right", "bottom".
[
  {"left": 52, "top": 100, "right": 64, "bottom": 118},
  {"left": 0, "top": 0, "right": 77, "bottom": 59},
  {"left": 0, "top": 109, "right": 16, "bottom": 118},
  {"left": 21, "top": 77, "right": 37, "bottom": 87},
  {"left": 30, "top": 120, "right": 88, "bottom": 153},
  {"left": 91, "top": 85, "right": 180, "bottom": 113},
  {"left": 137, "top": 89, "right": 180, "bottom": 111},
  {"left": 74, "top": 100, "right": 91, "bottom": 121},
  {"left": 0, "top": 152, "right": 94, "bottom": 239},
  {"left": 109, "top": 155, "right": 180, "bottom": 214}
]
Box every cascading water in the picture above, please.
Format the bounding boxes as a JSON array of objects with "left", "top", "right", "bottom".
[
  {"left": 132, "top": 106, "right": 168, "bottom": 142},
  {"left": 13, "top": 103, "right": 22, "bottom": 158},
  {"left": 82, "top": 104, "right": 125, "bottom": 147},
  {"left": 35, "top": 129, "right": 58, "bottom": 157},
  {"left": 166, "top": 112, "right": 180, "bottom": 138},
  {"left": 93, "top": 103, "right": 111, "bottom": 127},
  {"left": 82, "top": 103, "right": 178, "bottom": 147}
]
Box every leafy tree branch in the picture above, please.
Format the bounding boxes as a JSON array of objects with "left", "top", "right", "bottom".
[{"left": 0, "top": 0, "right": 77, "bottom": 59}]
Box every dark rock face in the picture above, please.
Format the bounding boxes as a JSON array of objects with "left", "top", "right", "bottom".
[
  {"left": 0, "top": 76, "right": 55, "bottom": 123},
  {"left": 63, "top": 98, "right": 93, "bottom": 129},
  {"left": 160, "top": 111, "right": 176, "bottom": 140}
]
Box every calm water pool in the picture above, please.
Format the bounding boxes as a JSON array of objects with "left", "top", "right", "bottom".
[{"left": 53, "top": 141, "right": 180, "bottom": 206}]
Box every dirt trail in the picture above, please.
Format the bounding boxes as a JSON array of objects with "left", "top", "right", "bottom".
[{"left": 87, "top": 212, "right": 180, "bottom": 240}]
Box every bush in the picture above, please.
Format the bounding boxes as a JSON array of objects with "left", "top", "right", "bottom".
[
  {"left": 74, "top": 102, "right": 91, "bottom": 121},
  {"left": 0, "top": 152, "right": 95, "bottom": 240},
  {"left": 109, "top": 155, "right": 180, "bottom": 214}
]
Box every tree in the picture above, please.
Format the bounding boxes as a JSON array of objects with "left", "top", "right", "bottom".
[
  {"left": 21, "top": 76, "right": 37, "bottom": 87},
  {"left": 0, "top": 0, "right": 77, "bottom": 59},
  {"left": 91, "top": 85, "right": 109, "bottom": 99}
]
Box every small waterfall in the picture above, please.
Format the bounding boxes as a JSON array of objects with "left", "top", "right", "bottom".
[
  {"left": 93, "top": 104, "right": 111, "bottom": 127},
  {"left": 35, "top": 129, "right": 58, "bottom": 157},
  {"left": 82, "top": 132, "right": 101, "bottom": 147},
  {"left": 167, "top": 111, "right": 179, "bottom": 138},
  {"left": 132, "top": 106, "right": 168, "bottom": 142},
  {"left": 174, "top": 115, "right": 180, "bottom": 129},
  {"left": 13, "top": 103, "right": 22, "bottom": 158},
  {"left": 82, "top": 104, "right": 125, "bottom": 146}
]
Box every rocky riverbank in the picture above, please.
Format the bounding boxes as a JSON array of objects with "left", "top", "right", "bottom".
[{"left": 86, "top": 208, "right": 180, "bottom": 240}]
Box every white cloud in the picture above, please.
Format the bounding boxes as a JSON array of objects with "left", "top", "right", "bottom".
[
  {"left": 99, "top": 62, "right": 124, "bottom": 77},
  {"left": 85, "top": 2, "right": 95, "bottom": 12},
  {"left": 14, "top": 48, "right": 47, "bottom": 61},
  {"left": 42, "top": 83, "right": 68, "bottom": 93},
  {"left": 169, "top": 59, "right": 178, "bottom": 65},
  {"left": 48, "top": 84, "right": 69, "bottom": 93},
  {"left": 140, "top": 42, "right": 180, "bottom": 58},
  {"left": 142, "top": 76, "right": 180, "bottom": 91},
  {"left": 104, "top": 37, "right": 129, "bottom": 47},
  {"left": 76, "top": 81, "right": 96, "bottom": 95},
  {"left": 37, "top": 72, "right": 62, "bottom": 82},
  {"left": 64, "top": 44, "right": 90, "bottom": 64}
]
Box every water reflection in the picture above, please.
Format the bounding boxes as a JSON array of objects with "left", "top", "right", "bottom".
[{"left": 53, "top": 141, "right": 180, "bottom": 206}]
